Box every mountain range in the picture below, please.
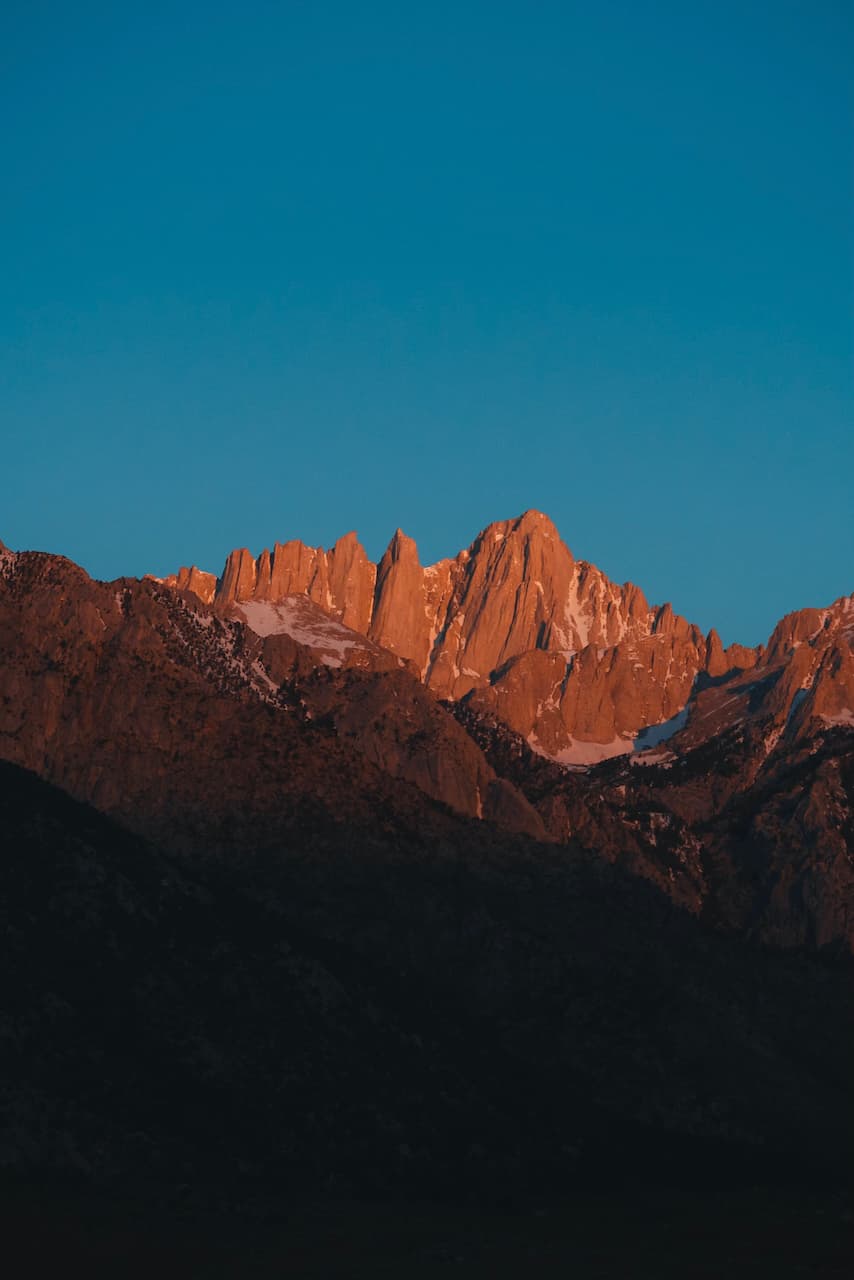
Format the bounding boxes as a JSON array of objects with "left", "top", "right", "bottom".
[
  {"left": 0, "top": 513, "right": 852, "bottom": 1196},
  {"left": 164, "top": 508, "right": 853, "bottom": 762},
  {"left": 152, "top": 509, "right": 854, "bottom": 951}
]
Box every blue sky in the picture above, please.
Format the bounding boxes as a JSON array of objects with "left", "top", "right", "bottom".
[{"left": 1, "top": 0, "right": 851, "bottom": 645}]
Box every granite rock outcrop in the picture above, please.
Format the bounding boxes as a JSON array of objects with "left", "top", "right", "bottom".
[{"left": 169, "top": 512, "right": 762, "bottom": 761}]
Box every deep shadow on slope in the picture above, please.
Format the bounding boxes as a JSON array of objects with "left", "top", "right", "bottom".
[
  {"left": 449, "top": 702, "right": 854, "bottom": 952},
  {"left": 1, "top": 761, "right": 852, "bottom": 1202},
  {"left": 2, "top": 1183, "right": 853, "bottom": 1279}
]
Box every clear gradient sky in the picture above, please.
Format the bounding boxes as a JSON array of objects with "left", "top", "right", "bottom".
[{"left": 1, "top": 1, "right": 852, "bottom": 645}]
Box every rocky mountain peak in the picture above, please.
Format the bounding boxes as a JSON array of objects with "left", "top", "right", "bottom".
[
  {"left": 1, "top": 529, "right": 852, "bottom": 964},
  {"left": 166, "top": 516, "right": 854, "bottom": 764}
]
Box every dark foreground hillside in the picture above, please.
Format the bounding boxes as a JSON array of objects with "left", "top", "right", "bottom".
[
  {"left": 2, "top": 759, "right": 852, "bottom": 1189},
  {"left": 2, "top": 1182, "right": 852, "bottom": 1278}
]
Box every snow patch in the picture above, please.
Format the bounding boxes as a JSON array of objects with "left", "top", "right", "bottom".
[
  {"left": 528, "top": 703, "right": 690, "bottom": 769},
  {"left": 527, "top": 731, "right": 633, "bottom": 767},
  {"left": 234, "top": 598, "right": 363, "bottom": 667},
  {"left": 821, "top": 708, "right": 854, "bottom": 728},
  {"left": 633, "top": 706, "right": 690, "bottom": 751},
  {"left": 629, "top": 750, "right": 674, "bottom": 768},
  {"left": 555, "top": 737, "right": 634, "bottom": 766},
  {"left": 251, "top": 659, "right": 281, "bottom": 691}
]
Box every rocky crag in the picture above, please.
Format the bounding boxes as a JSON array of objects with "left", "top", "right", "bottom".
[
  {"left": 1, "top": 520, "right": 853, "bottom": 1194},
  {"left": 166, "top": 510, "right": 851, "bottom": 768},
  {"left": 2, "top": 516, "right": 852, "bottom": 951}
]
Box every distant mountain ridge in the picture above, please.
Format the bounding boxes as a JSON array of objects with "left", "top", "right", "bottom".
[
  {"left": 2, "top": 527, "right": 854, "bottom": 1193},
  {"left": 1, "top": 516, "right": 852, "bottom": 952},
  {"left": 163, "top": 510, "right": 850, "bottom": 765}
]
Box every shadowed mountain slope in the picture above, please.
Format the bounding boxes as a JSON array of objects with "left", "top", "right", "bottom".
[
  {"left": 2, "top": 535, "right": 853, "bottom": 951},
  {"left": 2, "top": 759, "right": 852, "bottom": 1192}
]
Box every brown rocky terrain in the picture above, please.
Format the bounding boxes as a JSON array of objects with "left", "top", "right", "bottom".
[
  {"left": 5, "top": 521, "right": 853, "bottom": 954},
  {"left": 167, "top": 511, "right": 762, "bottom": 761},
  {"left": 1, "top": 525, "right": 853, "bottom": 1210},
  {"left": 454, "top": 698, "right": 854, "bottom": 952},
  {"left": 447, "top": 581, "right": 854, "bottom": 952},
  {"left": 164, "top": 510, "right": 851, "bottom": 779},
  {"left": 0, "top": 547, "right": 544, "bottom": 848}
]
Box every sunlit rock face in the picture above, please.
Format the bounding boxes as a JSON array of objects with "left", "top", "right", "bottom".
[
  {"left": 163, "top": 511, "right": 853, "bottom": 772},
  {"left": 1, "top": 519, "right": 852, "bottom": 953},
  {"left": 154, "top": 512, "right": 854, "bottom": 953},
  {"left": 172, "top": 511, "right": 761, "bottom": 762},
  {"left": 0, "top": 547, "right": 545, "bottom": 843},
  {"left": 167, "top": 531, "right": 377, "bottom": 632},
  {"left": 1, "top": 523, "right": 853, "bottom": 1203}
]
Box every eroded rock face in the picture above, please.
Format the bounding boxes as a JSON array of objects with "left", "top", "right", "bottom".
[
  {"left": 447, "top": 588, "right": 854, "bottom": 952},
  {"left": 674, "top": 592, "right": 854, "bottom": 759},
  {"left": 167, "top": 565, "right": 217, "bottom": 603},
  {"left": 197, "top": 532, "right": 379, "bottom": 633},
  {"left": 1, "top": 533, "right": 852, "bottom": 954},
  {"left": 171, "top": 512, "right": 761, "bottom": 761},
  {"left": 369, "top": 530, "right": 431, "bottom": 672},
  {"left": 0, "top": 551, "right": 542, "bottom": 842},
  {"left": 473, "top": 624, "right": 740, "bottom": 763},
  {"left": 293, "top": 664, "right": 545, "bottom": 836}
]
